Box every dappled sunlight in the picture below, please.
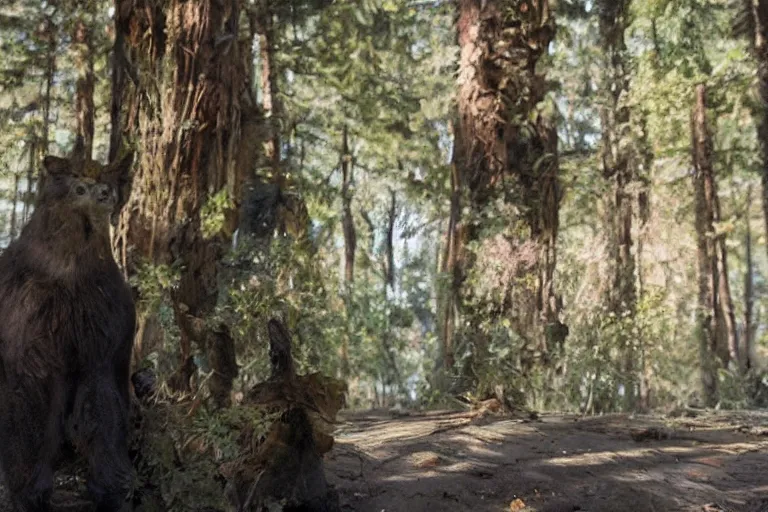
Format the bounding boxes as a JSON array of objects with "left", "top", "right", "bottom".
[
  {"left": 1, "top": 0, "right": 768, "bottom": 510},
  {"left": 327, "top": 411, "right": 768, "bottom": 511}
]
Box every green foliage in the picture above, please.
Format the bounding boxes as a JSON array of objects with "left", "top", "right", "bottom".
[
  {"left": 201, "top": 189, "right": 234, "bottom": 240},
  {"left": 134, "top": 402, "right": 277, "bottom": 512},
  {"left": 0, "top": 0, "right": 766, "bottom": 418},
  {"left": 130, "top": 263, "right": 182, "bottom": 313}
]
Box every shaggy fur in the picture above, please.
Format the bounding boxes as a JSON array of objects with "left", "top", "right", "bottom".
[{"left": 0, "top": 149, "right": 135, "bottom": 512}]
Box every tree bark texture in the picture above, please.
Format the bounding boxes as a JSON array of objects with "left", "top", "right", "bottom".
[
  {"left": 443, "top": 0, "right": 558, "bottom": 379},
  {"left": 691, "top": 84, "right": 721, "bottom": 406},
  {"left": 598, "top": 0, "right": 635, "bottom": 305},
  {"left": 249, "top": 0, "right": 283, "bottom": 187},
  {"left": 72, "top": 13, "right": 95, "bottom": 158},
  {"left": 113, "top": 0, "right": 254, "bottom": 403}
]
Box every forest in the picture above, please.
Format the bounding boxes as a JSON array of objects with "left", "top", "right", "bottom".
[{"left": 0, "top": 0, "right": 767, "bottom": 511}]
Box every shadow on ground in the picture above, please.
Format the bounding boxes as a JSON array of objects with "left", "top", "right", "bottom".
[{"left": 325, "top": 410, "right": 768, "bottom": 512}]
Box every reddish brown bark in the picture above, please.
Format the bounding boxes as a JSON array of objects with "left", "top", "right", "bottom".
[
  {"left": 72, "top": 16, "right": 95, "bottom": 158},
  {"left": 691, "top": 84, "right": 722, "bottom": 405},
  {"left": 250, "top": 1, "right": 283, "bottom": 187},
  {"left": 442, "top": 0, "right": 558, "bottom": 380},
  {"left": 113, "top": 0, "right": 253, "bottom": 402}
]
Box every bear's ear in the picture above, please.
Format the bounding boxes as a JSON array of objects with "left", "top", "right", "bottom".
[{"left": 42, "top": 156, "right": 71, "bottom": 176}]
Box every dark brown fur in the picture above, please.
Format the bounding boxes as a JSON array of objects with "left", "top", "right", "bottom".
[{"left": 0, "top": 147, "right": 135, "bottom": 512}]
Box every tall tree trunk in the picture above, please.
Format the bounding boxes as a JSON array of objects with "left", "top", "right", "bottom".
[
  {"left": 340, "top": 125, "right": 355, "bottom": 378},
  {"left": 114, "top": 0, "right": 251, "bottom": 406},
  {"left": 251, "top": 1, "right": 283, "bottom": 187},
  {"left": 384, "top": 189, "right": 396, "bottom": 293},
  {"left": 109, "top": 0, "right": 127, "bottom": 162},
  {"left": 747, "top": 0, "right": 768, "bottom": 262},
  {"left": 341, "top": 125, "right": 356, "bottom": 285},
  {"left": 744, "top": 185, "right": 755, "bottom": 371},
  {"left": 439, "top": 137, "right": 460, "bottom": 373},
  {"left": 636, "top": 113, "right": 653, "bottom": 411},
  {"left": 598, "top": 0, "right": 639, "bottom": 409},
  {"left": 691, "top": 84, "right": 720, "bottom": 406},
  {"left": 715, "top": 197, "right": 740, "bottom": 368},
  {"left": 33, "top": 13, "right": 57, "bottom": 208},
  {"left": 445, "top": 0, "right": 556, "bottom": 388},
  {"left": 535, "top": 113, "right": 567, "bottom": 360},
  {"left": 72, "top": 14, "right": 95, "bottom": 158}
]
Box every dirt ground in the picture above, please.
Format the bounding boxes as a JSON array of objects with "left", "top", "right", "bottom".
[
  {"left": 0, "top": 409, "right": 765, "bottom": 512},
  {"left": 325, "top": 409, "right": 768, "bottom": 512}
]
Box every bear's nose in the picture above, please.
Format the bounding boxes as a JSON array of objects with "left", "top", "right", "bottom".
[{"left": 95, "top": 184, "right": 110, "bottom": 202}]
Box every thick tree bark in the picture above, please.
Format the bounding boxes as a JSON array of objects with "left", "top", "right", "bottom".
[
  {"left": 691, "top": 84, "right": 720, "bottom": 406},
  {"left": 443, "top": 0, "right": 557, "bottom": 386},
  {"left": 72, "top": 16, "right": 95, "bottom": 158},
  {"left": 114, "top": 0, "right": 252, "bottom": 404}
]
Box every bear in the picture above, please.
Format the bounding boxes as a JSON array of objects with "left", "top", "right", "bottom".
[{"left": 0, "top": 140, "right": 135, "bottom": 512}]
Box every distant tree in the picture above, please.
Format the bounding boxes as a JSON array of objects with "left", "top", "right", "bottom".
[
  {"left": 691, "top": 84, "right": 741, "bottom": 406},
  {"left": 734, "top": 0, "right": 768, "bottom": 259}
]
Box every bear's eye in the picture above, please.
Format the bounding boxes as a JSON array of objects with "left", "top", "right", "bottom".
[{"left": 75, "top": 185, "right": 87, "bottom": 196}]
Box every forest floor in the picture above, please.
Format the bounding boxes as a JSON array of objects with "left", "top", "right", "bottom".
[
  {"left": 325, "top": 409, "right": 768, "bottom": 512},
  {"left": 1, "top": 409, "right": 766, "bottom": 512}
]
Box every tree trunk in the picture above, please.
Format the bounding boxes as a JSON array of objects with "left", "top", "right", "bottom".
[
  {"left": 341, "top": 125, "right": 356, "bottom": 285},
  {"left": 251, "top": 1, "right": 283, "bottom": 187},
  {"left": 715, "top": 197, "right": 740, "bottom": 368},
  {"left": 33, "top": 13, "right": 56, "bottom": 207},
  {"left": 384, "top": 189, "right": 396, "bottom": 294},
  {"left": 744, "top": 185, "right": 755, "bottom": 371},
  {"left": 598, "top": 0, "right": 638, "bottom": 409},
  {"left": 535, "top": 113, "right": 567, "bottom": 359},
  {"left": 445, "top": 0, "right": 557, "bottom": 387},
  {"left": 340, "top": 125, "right": 354, "bottom": 378},
  {"left": 691, "top": 84, "right": 720, "bottom": 406},
  {"left": 636, "top": 113, "right": 653, "bottom": 411},
  {"left": 747, "top": 0, "right": 768, "bottom": 262},
  {"left": 439, "top": 137, "right": 461, "bottom": 372},
  {"left": 72, "top": 14, "right": 95, "bottom": 158},
  {"left": 114, "top": 0, "right": 252, "bottom": 405}
]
